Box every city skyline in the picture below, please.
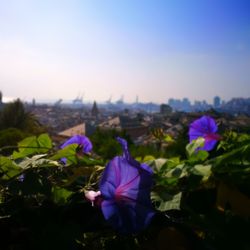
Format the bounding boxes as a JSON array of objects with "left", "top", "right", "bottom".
[
  {"left": 0, "top": 91, "right": 244, "bottom": 107},
  {"left": 0, "top": 0, "right": 250, "bottom": 104}
]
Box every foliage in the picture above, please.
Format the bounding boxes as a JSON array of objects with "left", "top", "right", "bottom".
[
  {"left": 163, "top": 126, "right": 189, "bottom": 159},
  {"left": 0, "top": 99, "right": 41, "bottom": 131},
  {"left": 0, "top": 127, "right": 250, "bottom": 249},
  {"left": 0, "top": 99, "right": 46, "bottom": 155},
  {"left": 0, "top": 128, "right": 28, "bottom": 155},
  {"left": 89, "top": 128, "right": 131, "bottom": 160}
]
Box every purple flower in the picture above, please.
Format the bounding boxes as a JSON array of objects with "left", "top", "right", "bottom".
[
  {"left": 189, "top": 115, "right": 220, "bottom": 151},
  {"left": 60, "top": 135, "right": 92, "bottom": 163},
  {"left": 18, "top": 174, "right": 25, "bottom": 182},
  {"left": 99, "top": 137, "right": 155, "bottom": 234},
  {"left": 61, "top": 135, "right": 92, "bottom": 152}
]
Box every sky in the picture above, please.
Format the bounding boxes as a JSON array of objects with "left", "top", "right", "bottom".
[{"left": 0, "top": 0, "right": 250, "bottom": 104}]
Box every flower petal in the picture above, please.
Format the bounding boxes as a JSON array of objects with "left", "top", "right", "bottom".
[
  {"left": 61, "top": 135, "right": 92, "bottom": 153},
  {"left": 189, "top": 115, "right": 219, "bottom": 151},
  {"left": 101, "top": 197, "right": 155, "bottom": 233},
  {"left": 99, "top": 137, "right": 155, "bottom": 233},
  {"left": 79, "top": 135, "right": 93, "bottom": 153},
  {"left": 204, "top": 141, "right": 217, "bottom": 151}
]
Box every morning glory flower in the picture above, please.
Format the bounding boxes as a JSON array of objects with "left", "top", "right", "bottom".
[
  {"left": 61, "top": 135, "right": 92, "bottom": 153},
  {"left": 189, "top": 115, "right": 220, "bottom": 151},
  {"left": 99, "top": 137, "right": 155, "bottom": 234},
  {"left": 60, "top": 135, "right": 92, "bottom": 163}
]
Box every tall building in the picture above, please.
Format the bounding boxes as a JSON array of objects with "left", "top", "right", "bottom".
[
  {"left": 213, "top": 96, "right": 221, "bottom": 108},
  {"left": 91, "top": 101, "right": 99, "bottom": 117}
]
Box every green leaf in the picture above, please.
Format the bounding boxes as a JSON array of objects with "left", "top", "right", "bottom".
[
  {"left": 0, "top": 156, "right": 21, "bottom": 180},
  {"left": 12, "top": 136, "right": 37, "bottom": 159},
  {"left": 164, "top": 134, "right": 174, "bottom": 143},
  {"left": 165, "top": 164, "right": 186, "bottom": 178},
  {"left": 143, "top": 155, "right": 155, "bottom": 161},
  {"left": 50, "top": 144, "right": 78, "bottom": 165},
  {"left": 51, "top": 186, "right": 73, "bottom": 205},
  {"left": 211, "top": 143, "right": 250, "bottom": 170},
  {"left": 37, "top": 133, "right": 52, "bottom": 149},
  {"left": 189, "top": 164, "right": 212, "bottom": 182},
  {"left": 188, "top": 150, "right": 209, "bottom": 163},
  {"left": 151, "top": 191, "right": 182, "bottom": 211},
  {"left": 78, "top": 155, "right": 104, "bottom": 166},
  {"left": 18, "top": 154, "right": 60, "bottom": 169},
  {"left": 186, "top": 137, "right": 205, "bottom": 157},
  {"left": 12, "top": 134, "right": 52, "bottom": 159},
  {"left": 163, "top": 158, "right": 181, "bottom": 170},
  {"left": 146, "top": 158, "right": 167, "bottom": 172}
]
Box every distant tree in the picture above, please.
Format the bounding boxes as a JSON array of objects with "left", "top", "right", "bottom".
[
  {"left": 0, "top": 99, "right": 45, "bottom": 134},
  {"left": 0, "top": 128, "right": 28, "bottom": 155},
  {"left": 130, "top": 144, "right": 161, "bottom": 159},
  {"left": 160, "top": 104, "right": 172, "bottom": 115},
  {"left": 90, "top": 127, "right": 165, "bottom": 160},
  {"left": 90, "top": 128, "right": 131, "bottom": 160},
  {"left": 0, "top": 99, "right": 25, "bottom": 129},
  {"left": 163, "top": 126, "right": 189, "bottom": 159}
]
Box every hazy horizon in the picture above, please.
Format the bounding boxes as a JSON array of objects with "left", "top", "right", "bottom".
[
  {"left": 2, "top": 94, "right": 249, "bottom": 106},
  {"left": 0, "top": 0, "right": 250, "bottom": 104}
]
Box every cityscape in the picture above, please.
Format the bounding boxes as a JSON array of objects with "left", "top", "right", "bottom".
[
  {"left": 1, "top": 91, "right": 249, "bottom": 147},
  {"left": 1, "top": 0, "right": 250, "bottom": 248}
]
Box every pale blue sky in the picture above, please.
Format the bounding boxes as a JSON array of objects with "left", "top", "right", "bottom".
[{"left": 0, "top": 0, "right": 249, "bottom": 104}]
